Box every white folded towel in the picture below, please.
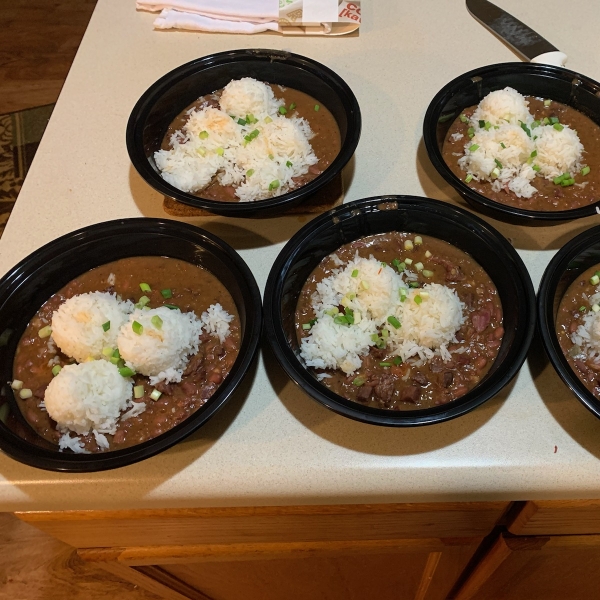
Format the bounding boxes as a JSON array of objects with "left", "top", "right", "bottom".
[{"left": 136, "top": 0, "right": 361, "bottom": 36}]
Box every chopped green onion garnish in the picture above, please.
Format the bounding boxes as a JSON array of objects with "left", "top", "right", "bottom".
[
  {"left": 279, "top": 106, "right": 287, "bottom": 115},
  {"left": 196, "top": 147, "right": 206, "bottom": 157},
  {"left": 371, "top": 334, "right": 380, "bottom": 343},
  {"left": 414, "top": 295, "right": 423, "bottom": 305},
  {"left": 500, "top": 142, "right": 506, "bottom": 149},
  {"left": 138, "top": 295, "right": 150, "bottom": 307},
  {"left": 469, "top": 144, "right": 479, "bottom": 152},
  {"left": 404, "top": 239, "right": 414, "bottom": 251},
  {"left": 352, "top": 377, "right": 366, "bottom": 386},
  {"left": 544, "top": 99, "right": 552, "bottom": 107},
  {"left": 286, "top": 160, "right": 293, "bottom": 167},
  {"left": 10, "top": 380, "right": 23, "bottom": 391},
  {"left": 478, "top": 120, "right": 485, "bottom": 128},
  {"left": 392, "top": 259, "right": 405, "bottom": 272},
  {"left": 345, "top": 308, "right": 355, "bottom": 325},
  {"left": 531, "top": 120, "right": 540, "bottom": 129},
  {"left": 302, "top": 323, "right": 312, "bottom": 330},
  {"left": 422, "top": 269, "right": 434, "bottom": 277},
  {"left": 393, "top": 356, "right": 403, "bottom": 365},
  {"left": 134, "top": 385, "right": 145, "bottom": 399},
  {"left": 119, "top": 366, "right": 136, "bottom": 377},
  {"left": 268, "top": 180, "right": 280, "bottom": 191},
  {"left": 591, "top": 275, "right": 600, "bottom": 285},
  {"left": 246, "top": 169, "right": 255, "bottom": 177},
  {"left": 237, "top": 118, "right": 247, "bottom": 126},
  {"left": 102, "top": 321, "right": 110, "bottom": 332},
  {"left": 400, "top": 289, "right": 407, "bottom": 301},
  {"left": 381, "top": 328, "right": 389, "bottom": 339},
  {"left": 289, "top": 103, "right": 296, "bottom": 110},
  {"left": 160, "top": 289, "right": 172, "bottom": 299},
  {"left": 542, "top": 117, "right": 550, "bottom": 125},
  {"left": 351, "top": 269, "right": 359, "bottom": 277},
  {"left": 580, "top": 306, "right": 587, "bottom": 312},
  {"left": 465, "top": 174, "right": 473, "bottom": 183},
  {"left": 494, "top": 158, "right": 503, "bottom": 169},
  {"left": 246, "top": 114, "right": 257, "bottom": 124},
  {"left": 139, "top": 283, "right": 151, "bottom": 292},
  {"left": 268, "top": 153, "right": 274, "bottom": 160},
  {"left": 102, "top": 347, "right": 114, "bottom": 357},
  {"left": 561, "top": 177, "right": 575, "bottom": 187},
  {"left": 415, "top": 262, "right": 424, "bottom": 271},
  {"left": 113, "top": 349, "right": 120, "bottom": 359},
  {"left": 265, "top": 116, "right": 273, "bottom": 124},
  {"left": 387, "top": 315, "right": 401, "bottom": 329},
  {"left": 467, "top": 127, "right": 475, "bottom": 138},
  {"left": 151, "top": 315, "right": 163, "bottom": 330},
  {"left": 520, "top": 121, "right": 531, "bottom": 137},
  {"left": 530, "top": 150, "right": 537, "bottom": 158},
  {"left": 553, "top": 123, "right": 564, "bottom": 131},
  {"left": 532, "top": 165, "right": 541, "bottom": 172},
  {"left": 582, "top": 166, "right": 591, "bottom": 176},
  {"left": 379, "top": 362, "right": 391, "bottom": 367},
  {"left": 593, "top": 304, "right": 600, "bottom": 313},
  {"left": 484, "top": 121, "right": 492, "bottom": 131},
  {"left": 550, "top": 116, "right": 559, "bottom": 124},
  {"left": 216, "top": 147, "right": 224, "bottom": 156},
  {"left": 314, "top": 105, "right": 320, "bottom": 111},
  {"left": 408, "top": 282, "right": 420, "bottom": 288},
  {"left": 164, "top": 304, "right": 179, "bottom": 310},
  {"left": 360, "top": 280, "right": 370, "bottom": 290},
  {"left": 150, "top": 389, "right": 162, "bottom": 401},
  {"left": 459, "top": 114, "right": 468, "bottom": 123},
  {"left": 132, "top": 321, "right": 143, "bottom": 335},
  {"left": 334, "top": 315, "right": 348, "bottom": 325},
  {"left": 19, "top": 388, "right": 32, "bottom": 399},
  {"left": 553, "top": 174, "right": 565, "bottom": 184},
  {"left": 325, "top": 307, "right": 339, "bottom": 316},
  {"left": 38, "top": 326, "right": 52, "bottom": 338},
  {"left": 110, "top": 356, "right": 120, "bottom": 365},
  {"left": 51, "top": 365, "right": 62, "bottom": 376},
  {"left": 199, "top": 130, "right": 209, "bottom": 139}
]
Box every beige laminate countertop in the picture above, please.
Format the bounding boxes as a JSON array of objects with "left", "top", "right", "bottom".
[{"left": 1, "top": 0, "right": 600, "bottom": 512}]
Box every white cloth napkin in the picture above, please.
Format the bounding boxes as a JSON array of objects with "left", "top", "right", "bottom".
[{"left": 137, "top": 0, "right": 280, "bottom": 33}]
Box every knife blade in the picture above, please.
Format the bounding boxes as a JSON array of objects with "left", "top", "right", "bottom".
[{"left": 466, "top": 0, "right": 567, "bottom": 66}]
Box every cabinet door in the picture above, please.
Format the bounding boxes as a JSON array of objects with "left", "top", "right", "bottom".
[
  {"left": 84, "top": 537, "right": 481, "bottom": 600},
  {"left": 453, "top": 533, "right": 600, "bottom": 600}
]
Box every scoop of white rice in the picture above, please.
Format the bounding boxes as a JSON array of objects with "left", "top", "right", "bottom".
[
  {"left": 117, "top": 306, "right": 204, "bottom": 384},
  {"left": 51, "top": 292, "right": 133, "bottom": 363},
  {"left": 470, "top": 87, "right": 531, "bottom": 127},
  {"left": 201, "top": 303, "right": 234, "bottom": 343},
  {"left": 534, "top": 124, "right": 584, "bottom": 178},
  {"left": 45, "top": 360, "right": 133, "bottom": 436},
  {"left": 219, "top": 77, "right": 283, "bottom": 120}
]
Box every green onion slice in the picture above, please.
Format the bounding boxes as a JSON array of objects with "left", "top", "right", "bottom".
[
  {"left": 314, "top": 105, "right": 320, "bottom": 111},
  {"left": 150, "top": 389, "right": 162, "bottom": 401},
  {"left": 199, "top": 130, "right": 209, "bottom": 139},
  {"left": 393, "top": 356, "right": 403, "bottom": 365},
  {"left": 278, "top": 106, "right": 287, "bottom": 115},
  {"left": 286, "top": 160, "right": 293, "bottom": 168},
  {"left": 246, "top": 169, "right": 255, "bottom": 177},
  {"left": 465, "top": 174, "right": 473, "bottom": 183},
  {"left": 164, "top": 304, "right": 179, "bottom": 310},
  {"left": 160, "top": 289, "right": 172, "bottom": 299},
  {"left": 38, "top": 325, "right": 52, "bottom": 339},
  {"left": 459, "top": 114, "right": 468, "bottom": 123},
  {"left": 582, "top": 166, "right": 591, "bottom": 176},
  {"left": 132, "top": 321, "right": 144, "bottom": 335},
  {"left": 351, "top": 269, "right": 359, "bottom": 277},
  {"left": 414, "top": 295, "right": 423, "bottom": 305},
  {"left": 387, "top": 315, "right": 401, "bottom": 329},
  {"left": 494, "top": 158, "right": 503, "bottom": 169},
  {"left": 119, "top": 366, "right": 136, "bottom": 377},
  {"left": 134, "top": 385, "right": 145, "bottom": 399},
  {"left": 51, "top": 365, "right": 62, "bottom": 376},
  {"left": 352, "top": 377, "right": 366, "bottom": 386},
  {"left": 553, "top": 123, "right": 564, "bottom": 131},
  {"left": 151, "top": 315, "right": 163, "bottom": 330},
  {"left": 237, "top": 118, "right": 246, "bottom": 126},
  {"left": 469, "top": 144, "right": 479, "bottom": 152},
  {"left": 269, "top": 180, "right": 280, "bottom": 191},
  {"left": 139, "top": 282, "right": 151, "bottom": 292}
]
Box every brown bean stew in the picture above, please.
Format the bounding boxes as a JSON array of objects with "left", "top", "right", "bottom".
[
  {"left": 556, "top": 264, "right": 600, "bottom": 398},
  {"left": 163, "top": 84, "right": 341, "bottom": 202},
  {"left": 443, "top": 98, "right": 600, "bottom": 211},
  {"left": 295, "top": 233, "right": 503, "bottom": 410},
  {"left": 12, "top": 257, "right": 240, "bottom": 452}
]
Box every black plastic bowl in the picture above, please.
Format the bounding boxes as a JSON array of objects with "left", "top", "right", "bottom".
[
  {"left": 0, "top": 219, "right": 262, "bottom": 472},
  {"left": 423, "top": 62, "right": 600, "bottom": 224},
  {"left": 538, "top": 226, "right": 600, "bottom": 418},
  {"left": 264, "top": 196, "right": 536, "bottom": 426},
  {"left": 127, "top": 48, "right": 361, "bottom": 218}
]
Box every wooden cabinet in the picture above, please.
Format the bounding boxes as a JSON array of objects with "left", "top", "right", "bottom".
[
  {"left": 16, "top": 502, "right": 508, "bottom": 600},
  {"left": 452, "top": 500, "right": 600, "bottom": 600}
]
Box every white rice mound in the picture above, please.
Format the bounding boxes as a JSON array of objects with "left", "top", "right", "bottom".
[
  {"left": 459, "top": 87, "right": 585, "bottom": 199},
  {"left": 219, "top": 77, "right": 283, "bottom": 120},
  {"left": 300, "top": 255, "right": 465, "bottom": 375},
  {"left": 51, "top": 292, "right": 133, "bottom": 363},
  {"left": 45, "top": 360, "right": 134, "bottom": 436},
  {"left": 154, "top": 78, "right": 318, "bottom": 202},
  {"left": 389, "top": 284, "right": 466, "bottom": 363},
  {"left": 117, "top": 306, "right": 204, "bottom": 385},
  {"left": 470, "top": 87, "right": 532, "bottom": 127},
  {"left": 534, "top": 124, "right": 584, "bottom": 179},
  {"left": 570, "top": 288, "right": 600, "bottom": 363}
]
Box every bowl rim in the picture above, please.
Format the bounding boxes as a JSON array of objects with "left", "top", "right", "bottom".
[
  {"left": 264, "top": 195, "right": 536, "bottom": 426},
  {"left": 0, "top": 218, "right": 262, "bottom": 471},
  {"left": 423, "top": 61, "right": 600, "bottom": 223},
  {"left": 126, "top": 48, "right": 362, "bottom": 218},
  {"left": 538, "top": 224, "right": 600, "bottom": 418}
]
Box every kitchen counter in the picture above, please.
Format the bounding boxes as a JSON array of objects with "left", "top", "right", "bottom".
[{"left": 1, "top": 0, "right": 600, "bottom": 512}]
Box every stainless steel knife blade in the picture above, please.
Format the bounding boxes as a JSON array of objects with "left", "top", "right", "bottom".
[{"left": 466, "top": 0, "right": 567, "bottom": 66}]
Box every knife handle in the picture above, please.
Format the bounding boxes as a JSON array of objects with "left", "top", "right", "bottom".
[{"left": 531, "top": 51, "right": 568, "bottom": 67}]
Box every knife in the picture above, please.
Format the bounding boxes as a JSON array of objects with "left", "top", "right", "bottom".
[{"left": 466, "top": 0, "right": 567, "bottom": 66}]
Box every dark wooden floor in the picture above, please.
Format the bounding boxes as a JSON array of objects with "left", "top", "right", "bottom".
[
  {"left": 0, "top": 3, "right": 163, "bottom": 599},
  {"left": 1, "top": 0, "right": 97, "bottom": 114}
]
